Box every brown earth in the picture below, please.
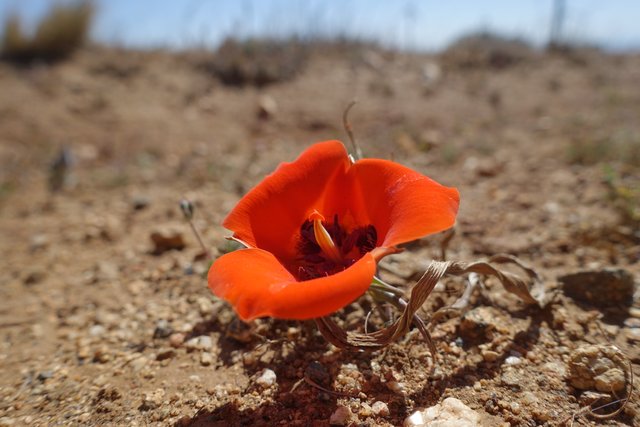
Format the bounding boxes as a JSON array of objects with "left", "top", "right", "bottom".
[{"left": 0, "top": 44, "right": 639, "bottom": 426}]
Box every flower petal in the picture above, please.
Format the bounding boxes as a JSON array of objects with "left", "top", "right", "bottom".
[
  {"left": 350, "top": 159, "right": 460, "bottom": 247},
  {"left": 208, "top": 248, "right": 376, "bottom": 320},
  {"left": 222, "top": 141, "right": 350, "bottom": 263}
]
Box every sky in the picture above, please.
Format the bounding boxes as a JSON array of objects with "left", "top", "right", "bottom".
[{"left": 1, "top": 0, "right": 639, "bottom": 52}]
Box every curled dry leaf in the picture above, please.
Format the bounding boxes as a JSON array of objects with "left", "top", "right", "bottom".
[{"left": 316, "top": 253, "right": 548, "bottom": 352}]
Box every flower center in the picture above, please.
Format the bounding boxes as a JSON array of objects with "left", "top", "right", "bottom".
[{"left": 295, "top": 212, "right": 377, "bottom": 280}]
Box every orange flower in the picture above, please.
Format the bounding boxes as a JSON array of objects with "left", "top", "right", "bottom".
[{"left": 208, "top": 141, "right": 459, "bottom": 321}]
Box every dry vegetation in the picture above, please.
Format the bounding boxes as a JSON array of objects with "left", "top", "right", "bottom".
[
  {"left": 1, "top": 1, "right": 93, "bottom": 63},
  {"left": 0, "top": 27, "right": 639, "bottom": 426}
]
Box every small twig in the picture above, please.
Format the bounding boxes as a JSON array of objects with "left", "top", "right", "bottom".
[
  {"left": 343, "top": 101, "right": 363, "bottom": 160},
  {"left": 439, "top": 227, "right": 456, "bottom": 260},
  {"left": 179, "top": 199, "right": 212, "bottom": 260},
  {"left": 304, "top": 376, "right": 355, "bottom": 397}
]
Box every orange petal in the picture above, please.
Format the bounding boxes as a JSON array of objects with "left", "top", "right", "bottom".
[
  {"left": 222, "top": 141, "right": 350, "bottom": 263},
  {"left": 208, "top": 248, "right": 376, "bottom": 320},
  {"left": 350, "top": 159, "right": 460, "bottom": 247}
]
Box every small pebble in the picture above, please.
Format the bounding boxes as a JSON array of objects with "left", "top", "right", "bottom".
[
  {"left": 372, "top": 401, "right": 390, "bottom": 416},
  {"left": 130, "top": 356, "right": 148, "bottom": 372},
  {"left": 387, "top": 381, "right": 406, "bottom": 394},
  {"left": 200, "top": 352, "right": 213, "bottom": 366},
  {"left": 153, "top": 320, "right": 173, "bottom": 339},
  {"left": 405, "top": 398, "right": 480, "bottom": 426},
  {"left": 568, "top": 344, "right": 627, "bottom": 392},
  {"left": 184, "top": 335, "right": 212, "bottom": 351},
  {"left": 510, "top": 402, "right": 521, "bottom": 415},
  {"left": 255, "top": 369, "right": 277, "bottom": 388},
  {"left": 482, "top": 350, "right": 499, "bottom": 362},
  {"left": 329, "top": 405, "right": 352, "bottom": 426},
  {"left": 358, "top": 403, "right": 373, "bottom": 417},
  {"left": 522, "top": 391, "right": 537, "bottom": 405},
  {"left": 169, "top": 333, "right": 185, "bottom": 348},
  {"left": 89, "top": 325, "right": 106, "bottom": 337},
  {"left": 140, "top": 388, "right": 165, "bottom": 411},
  {"left": 504, "top": 356, "right": 522, "bottom": 365}
]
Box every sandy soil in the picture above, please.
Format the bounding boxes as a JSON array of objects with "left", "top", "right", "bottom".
[{"left": 0, "top": 44, "right": 639, "bottom": 426}]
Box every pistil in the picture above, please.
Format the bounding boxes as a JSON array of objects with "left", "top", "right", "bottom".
[{"left": 310, "top": 211, "right": 343, "bottom": 265}]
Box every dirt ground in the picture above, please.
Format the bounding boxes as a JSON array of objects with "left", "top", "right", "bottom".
[{"left": 0, "top": 43, "right": 639, "bottom": 426}]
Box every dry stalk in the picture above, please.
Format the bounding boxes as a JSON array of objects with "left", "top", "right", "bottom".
[
  {"left": 316, "top": 254, "right": 546, "bottom": 352},
  {"left": 180, "top": 199, "right": 212, "bottom": 260},
  {"left": 342, "top": 101, "right": 363, "bottom": 160}
]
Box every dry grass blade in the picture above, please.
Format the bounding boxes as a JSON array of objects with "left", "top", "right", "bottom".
[
  {"left": 316, "top": 254, "right": 546, "bottom": 351},
  {"left": 342, "top": 101, "right": 363, "bottom": 160}
]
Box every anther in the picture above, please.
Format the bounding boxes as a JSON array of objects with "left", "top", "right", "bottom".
[{"left": 310, "top": 211, "right": 343, "bottom": 265}]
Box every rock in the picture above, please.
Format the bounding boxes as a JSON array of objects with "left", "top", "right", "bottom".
[
  {"left": 329, "top": 405, "right": 352, "bottom": 426},
  {"left": 255, "top": 369, "right": 277, "bottom": 388},
  {"left": 405, "top": 397, "right": 481, "bottom": 426},
  {"left": 568, "top": 345, "right": 628, "bottom": 392},
  {"left": 153, "top": 320, "right": 173, "bottom": 339},
  {"left": 89, "top": 325, "right": 106, "bottom": 337},
  {"left": 358, "top": 403, "right": 373, "bottom": 417},
  {"left": 559, "top": 268, "right": 635, "bottom": 306},
  {"left": 386, "top": 380, "right": 406, "bottom": 394},
  {"left": 579, "top": 390, "right": 615, "bottom": 407},
  {"left": 504, "top": 356, "right": 522, "bottom": 366},
  {"left": 371, "top": 401, "right": 390, "bottom": 416},
  {"left": 200, "top": 352, "right": 214, "bottom": 366},
  {"left": 594, "top": 368, "right": 626, "bottom": 392},
  {"left": 184, "top": 335, "right": 212, "bottom": 351},
  {"left": 500, "top": 369, "right": 522, "bottom": 389},
  {"left": 169, "top": 333, "right": 185, "bottom": 348},
  {"left": 139, "top": 388, "right": 165, "bottom": 411},
  {"left": 257, "top": 95, "right": 278, "bottom": 119},
  {"left": 130, "top": 356, "right": 148, "bottom": 372},
  {"left": 150, "top": 227, "right": 186, "bottom": 254},
  {"left": 481, "top": 350, "right": 499, "bottom": 362}
]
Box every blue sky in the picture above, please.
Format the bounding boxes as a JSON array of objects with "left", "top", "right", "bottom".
[{"left": 1, "top": 0, "right": 639, "bottom": 51}]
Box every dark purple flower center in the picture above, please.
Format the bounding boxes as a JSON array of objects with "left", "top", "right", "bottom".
[{"left": 295, "top": 214, "right": 377, "bottom": 280}]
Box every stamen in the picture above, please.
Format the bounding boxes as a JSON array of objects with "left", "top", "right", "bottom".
[{"left": 310, "top": 212, "right": 343, "bottom": 265}]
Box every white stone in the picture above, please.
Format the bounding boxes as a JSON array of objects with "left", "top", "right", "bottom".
[
  {"left": 404, "top": 397, "right": 480, "bottom": 427},
  {"left": 184, "top": 335, "right": 213, "bottom": 351},
  {"left": 404, "top": 410, "right": 425, "bottom": 427},
  {"left": 255, "top": 369, "right": 277, "bottom": 388},
  {"left": 504, "top": 356, "right": 522, "bottom": 365}
]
